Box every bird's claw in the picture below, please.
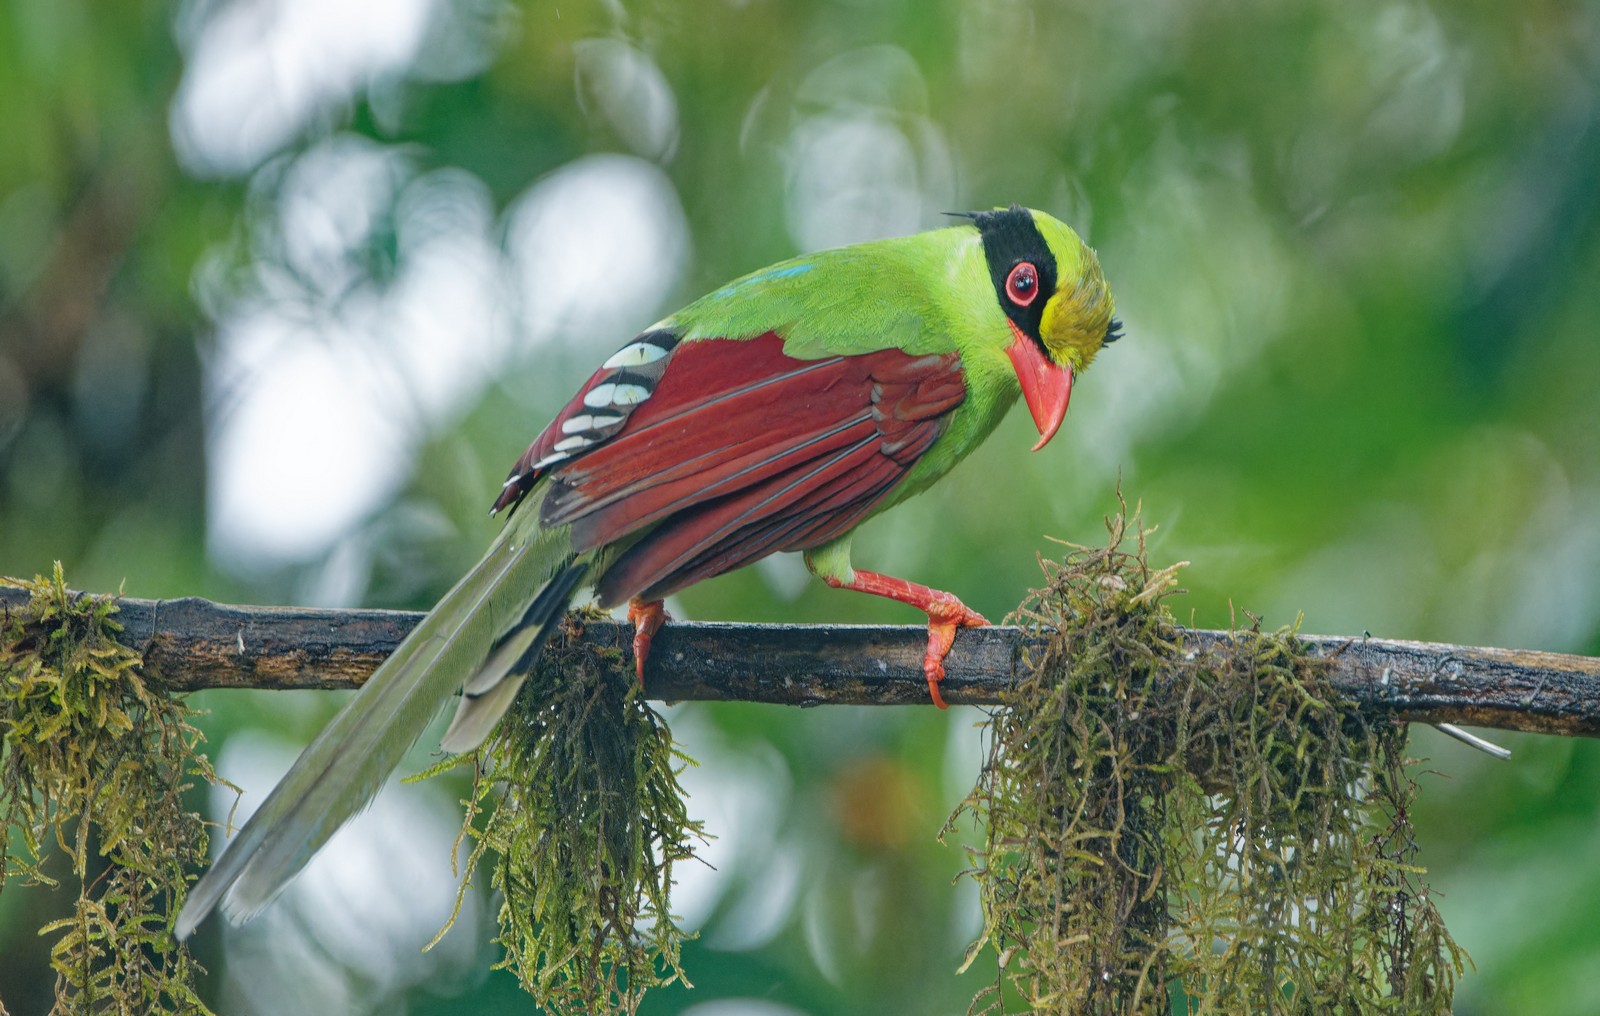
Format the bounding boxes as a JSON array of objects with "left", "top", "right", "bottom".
[
  {"left": 921, "top": 594, "right": 988, "bottom": 709},
  {"left": 627, "top": 598, "right": 670, "bottom": 685}
]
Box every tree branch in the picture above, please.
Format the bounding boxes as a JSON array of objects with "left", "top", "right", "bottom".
[{"left": 4, "top": 588, "right": 1597, "bottom": 738}]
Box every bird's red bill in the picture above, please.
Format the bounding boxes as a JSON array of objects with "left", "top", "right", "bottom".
[{"left": 1005, "top": 321, "right": 1073, "bottom": 451}]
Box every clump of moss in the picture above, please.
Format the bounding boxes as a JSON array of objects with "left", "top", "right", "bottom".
[
  {"left": 428, "top": 608, "right": 703, "bottom": 1016},
  {"left": 951, "top": 506, "right": 1464, "bottom": 1014},
  {"left": 1, "top": 565, "right": 222, "bottom": 1015}
]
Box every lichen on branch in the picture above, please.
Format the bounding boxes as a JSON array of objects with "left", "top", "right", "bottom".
[{"left": 950, "top": 505, "right": 1465, "bottom": 1014}]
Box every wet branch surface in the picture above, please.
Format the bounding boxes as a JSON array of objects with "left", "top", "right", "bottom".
[{"left": 3, "top": 588, "right": 1597, "bottom": 738}]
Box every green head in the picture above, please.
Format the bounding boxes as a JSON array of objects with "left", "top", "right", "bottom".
[{"left": 957, "top": 205, "right": 1120, "bottom": 449}]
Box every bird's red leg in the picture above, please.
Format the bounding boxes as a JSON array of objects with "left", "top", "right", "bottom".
[
  {"left": 627, "top": 597, "right": 670, "bottom": 686},
  {"left": 818, "top": 571, "right": 987, "bottom": 709}
]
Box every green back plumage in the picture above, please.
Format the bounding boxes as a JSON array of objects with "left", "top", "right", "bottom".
[{"left": 672, "top": 227, "right": 987, "bottom": 358}]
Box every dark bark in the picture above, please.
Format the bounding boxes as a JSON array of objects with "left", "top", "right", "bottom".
[{"left": 4, "top": 588, "right": 1597, "bottom": 738}]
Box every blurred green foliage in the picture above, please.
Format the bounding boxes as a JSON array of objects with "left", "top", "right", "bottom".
[{"left": 2, "top": 0, "right": 1598, "bottom": 1012}]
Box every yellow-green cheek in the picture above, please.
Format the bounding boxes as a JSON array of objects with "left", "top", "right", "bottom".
[{"left": 1040, "top": 267, "right": 1115, "bottom": 371}]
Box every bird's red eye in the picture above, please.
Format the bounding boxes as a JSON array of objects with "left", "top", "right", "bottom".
[{"left": 1005, "top": 262, "right": 1039, "bottom": 307}]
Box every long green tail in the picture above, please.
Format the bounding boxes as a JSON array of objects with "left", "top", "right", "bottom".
[{"left": 176, "top": 500, "right": 576, "bottom": 939}]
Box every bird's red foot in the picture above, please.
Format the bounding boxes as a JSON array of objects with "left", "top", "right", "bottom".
[
  {"left": 920, "top": 592, "right": 988, "bottom": 709},
  {"left": 627, "top": 597, "right": 670, "bottom": 685},
  {"left": 819, "top": 570, "right": 987, "bottom": 708}
]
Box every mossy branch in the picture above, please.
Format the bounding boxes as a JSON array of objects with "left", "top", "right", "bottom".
[
  {"left": 951, "top": 509, "right": 1465, "bottom": 1013},
  {"left": 2, "top": 587, "right": 1595, "bottom": 739},
  {"left": 2, "top": 567, "right": 223, "bottom": 1015}
]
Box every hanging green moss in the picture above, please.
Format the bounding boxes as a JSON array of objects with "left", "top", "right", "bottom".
[
  {"left": 425, "top": 608, "right": 704, "bottom": 1016},
  {"left": 950, "top": 506, "right": 1464, "bottom": 1015},
  {"left": 1, "top": 565, "right": 222, "bottom": 1016},
  {"left": 2, "top": 516, "right": 1470, "bottom": 1014}
]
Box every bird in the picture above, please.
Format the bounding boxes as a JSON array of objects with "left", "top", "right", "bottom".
[{"left": 175, "top": 204, "right": 1119, "bottom": 939}]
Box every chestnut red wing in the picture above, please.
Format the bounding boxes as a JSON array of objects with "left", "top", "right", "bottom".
[{"left": 514, "top": 331, "right": 966, "bottom": 605}]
